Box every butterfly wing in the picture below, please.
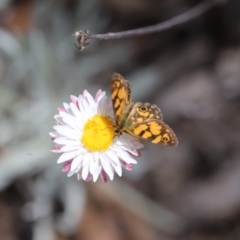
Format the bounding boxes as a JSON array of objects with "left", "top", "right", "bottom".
[
  {"left": 111, "top": 73, "right": 133, "bottom": 127},
  {"left": 124, "top": 102, "right": 178, "bottom": 146},
  {"left": 125, "top": 120, "right": 178, "bottom": 146}
]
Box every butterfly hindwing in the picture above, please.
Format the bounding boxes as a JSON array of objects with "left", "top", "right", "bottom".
[
  {"left": 125, "top": 119, "right": 178, "bottom": 146},
  {"left": 123, "top": 102, "right": 177, "bottom": 146}
]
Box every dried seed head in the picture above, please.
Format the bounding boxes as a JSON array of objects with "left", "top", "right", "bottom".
[{"left": 73, "top": 30, "right": 90, "bottom": 51}]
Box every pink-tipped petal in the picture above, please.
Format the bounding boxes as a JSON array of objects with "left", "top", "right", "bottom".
[
  {"left": 70, "top": 95, "right": 80, "bottom": 110},
  {"left": 137, "top": 151, "right": 141, "bottom": 157},
  {"left": 129, "top": 151, "right": 141, "bottom": 157},
  {"left": 82, "top": 90, "right": 88, "bottom": 97},
  {"left": 101, "top": 170, "right": 109, "bottom": 183},
  {"left": 58, "top": 107, "right": 66, "bottom": 112},
  {"left": 70, "top": 95, "right": 78, "bottom": 104},
  {"left": 62, "top": 161, "right": 72, "bottom": 172},
  {"left": 95, "top": 89, "right": 102, "bottom": 101},
  {"left": 85, "top": 173, "right": 93, "bottom": 182},
  {"left": 50, "top": 145, "right": 62, "bottom": 153},
  {"left": 131, "top": 140, "right": 144, "bottom": 150},
  {"left": 120, "top": 161, "right": 132, "bottom": 171},
  {"left": 96, "top": 90, "right": 106, "bottom": 103}
]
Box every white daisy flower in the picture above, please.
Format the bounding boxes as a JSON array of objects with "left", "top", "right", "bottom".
[{"left": 50, "top": 89, "right": 143, "bottom": 183}]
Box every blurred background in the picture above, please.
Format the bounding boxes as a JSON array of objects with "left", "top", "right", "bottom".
[{"left": 0, "top": 0, "right": 240, "bottom": 239}]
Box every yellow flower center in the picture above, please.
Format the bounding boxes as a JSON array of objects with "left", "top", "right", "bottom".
[{"left": 81, "top": 114, "right": 115, "bottom": 151}]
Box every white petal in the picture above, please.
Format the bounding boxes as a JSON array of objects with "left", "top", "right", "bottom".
[
  {"left": 57, "top": 150, "right": 78, "bottom": 163},
  {"left": 49, "top": 132, "right": 62, "bottom": 138},
  {"left": 97, "top": 96, "right": 108, "bottom": 115},
  {"left": 68, "top": 163, "right": 82, "bottom": 177},
  {"left": 70, "top": 153, "right": 84, "bottom": 171},
  {"left": 59, "top": 111, "right": 80, "bottom": 125},
  {"left": 122, "top": 133, "right": 144, "bottom": 150},
  {"left": 89, "top": 153, "right": 98, "bottom": 174},
  {"left": 96, "top": 91, "right": 105, "bottom": 103},
  {"left": 82, "top": 162, "right": 90, "bottom": 180},
  {"left": 105, "top": 150, "right": 119, "bottom": 163},
  {"left": 111, "top": 160, "right": 122, "bottom": 176},
  {"left": 117, "top": 148, "right": 137, "bottom": 164},
  {"left": 93, "top": 166, "right": 102, "bottom": 182},
  {"left": 70, "top": 102, "right": 82, "bottom": 118},
  {"left": 90, "top": 152, "right": 101, "bottom": 174},
  {"left": 84, "top": 91, "right": 96, "bottom": 108},
  {"left": 80, "top": 96, "right": 88, "bottom": 110},
  {"left": 83, "top": 98, "right": 95, "bottom": 117},
  {"left": 63, "top": 102, "right": 71, "bottom": 113},
  {"left": 54, "top": 115, "right": 65, "bottom": 125},
  {"left": 76, "top": 146, "right": 86, "bottom": 155},
  {"left": 94, "top": 89, "right": 102, "bottom": 101},
  {"left": 54, "top": 137, "right": 80, "bottom": 146},
  {"left": 77, "top": 99, "right": 89, "bottom": 119},
  {"left": 93, "top": 152, "right": 100, "bottom": 164},
  {"left": 53, "top": 125, "right": 79, "bottom": 139},
  {"left": 61, "top": 145, "right": 79, "bottom": 152},
  {"left": 115, "top": 137, "right": 138, "bottom": 156},
  {"left": 62, "top": 115, "right": 81, "bottom": 130},
  {"left": 100, "top": 154, "right": 114, "bottom": 180},
  {"left": 77, "top": 94, "right": 84, "bottom": 110},
  {"left": 82, "top": 152, "right": 90, "bottom": 167},
  {"left": 67, "top": 170, "right": 76, "bottom": 177}
]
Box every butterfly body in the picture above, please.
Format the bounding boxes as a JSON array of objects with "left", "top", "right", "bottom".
[{"left": 111, "top": 73, "right": 178, "bottom": 146}]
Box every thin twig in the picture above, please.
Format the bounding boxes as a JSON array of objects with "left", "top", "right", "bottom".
[{"left": 73, "top": 0, "right": 226, "bottom": 50}]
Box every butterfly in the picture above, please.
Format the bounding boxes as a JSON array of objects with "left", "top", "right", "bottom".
[{"left": 111, "top": 73, "right": 178, "bottom": 146}]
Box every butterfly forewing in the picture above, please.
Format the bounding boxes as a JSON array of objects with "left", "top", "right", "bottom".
[{"left": 111, "top": 73, "right": 132, "bottom": 126}]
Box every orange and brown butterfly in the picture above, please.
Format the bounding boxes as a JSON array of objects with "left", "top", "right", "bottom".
[{"left": 111, "top": 73, "right": 178, "bottom": 146}]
